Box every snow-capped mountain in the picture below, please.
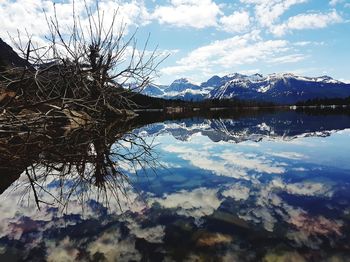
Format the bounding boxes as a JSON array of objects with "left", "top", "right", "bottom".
[
  {"left": 200, "top": 73, "right": 259, "bottom": 89},
  {"left": 164, "top": 78, "right": 201, "bottom": 93},
  {"left": 141, "top": 73, "right": 350, "bottom": 104},
  {"left": 162, "top": 78, "right": 210, "bottom": 101},
  {"left": 207, "top": 73, "right": 350, "bottom": 104},
  {"left": 141, "top": 84, "right": 166, "bottom": 97},
  {"left": 164, "top": 88, "right": 210, "bottom": 101}
]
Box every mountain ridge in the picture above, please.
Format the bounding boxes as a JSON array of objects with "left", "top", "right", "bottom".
[
  {"left": 0, "top": 38, "right": 31, "bottom": 69},
  {"left": 143, "top": 73, "right": 350, "bottom": 104}
]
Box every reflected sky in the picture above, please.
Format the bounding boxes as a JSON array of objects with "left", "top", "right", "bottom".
[{"left": 1, "top": 111, "right": 350, "bottom": 261}]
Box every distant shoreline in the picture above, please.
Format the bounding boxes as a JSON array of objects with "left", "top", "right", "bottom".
[{"left": 134, "top": 104, "right": 350, "bottom": 112}]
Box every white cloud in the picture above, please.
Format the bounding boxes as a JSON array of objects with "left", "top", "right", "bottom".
[
  {"left": 237, "top": 1, "right": 345, "bottom": 38},
  {"left": 151, "top": 0, "right": 221, "bottom": 29},
  {"left": 268, "top": 54, "right": 306, "bottom": 63},
  {"left": 161, "top": 31, "right": 294, "bottom": 79},
  {"left": 329, "top": 0, "right": 344, "bottom": 6},
  {"left": 0, "top": 0, "right": 149, "bottom": 45},
  {"left": 271, "top": 10, "right": 343, "bottom": 36},
  {"left": 339, "top": 78, "right": 350, "bottom": 83},
  {"left": 241, "top": 0, "right": 308, "bottom": 27},
  {"left": 155, "top": 0, "right": 346, "bottom": 80},
  {"left": 294, "top": 41, "right": 312, "bottom": 46},
  {"left": 293, "top": 41, "right": 325, "bottom": 47},
  {"left": 238, "top": 69, "right": 261, "bottom": 75},
  {"left": 219, "top": 11, "right": 251, "bottom": 33}
]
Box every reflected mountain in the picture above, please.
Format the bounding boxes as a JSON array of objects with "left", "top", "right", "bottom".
[{"left": 137, "top": 109, "right": 350, "bottom": 143}]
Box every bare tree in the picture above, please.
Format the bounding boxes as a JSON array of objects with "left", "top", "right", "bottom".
[{"left": 1, "top": 0, "right": 167, "bottom": 120}]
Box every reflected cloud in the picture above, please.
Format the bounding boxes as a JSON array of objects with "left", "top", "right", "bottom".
[
  {"left": 229, "top": 177, "right": 337, "bottom": 234},
  {"left": 285, "top": 181, "right": 333, "bottom": 197},
  {"left": 289, "top": 213, "right": 342, "bottom": 236},
  {"left": 87, "top": 229, "right": 141, "bottom": 262},
  {"left": 222, "top": 184, "right": 250, "bottom": 201},
  {"left": 269, "top": 151, "right": 306, "bottom": 160},
  {"left": 125, "top": 218, "right": 165, "bottom": 244},
  {"left": 46, "top": 237, "right": 80, "bottom": 262},
  {"left": 164, "top": 145, "right": 286, "bottom": 179},
  {"left": 150, "top": 188, "right": 222, "bottom": 219},
  {"left": 220, "top": 151, "right": 286, "bottom": 174}
]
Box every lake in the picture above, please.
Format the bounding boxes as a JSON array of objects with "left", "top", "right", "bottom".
[{"left": 1, "top": 109, "right": 350, "bottom": 261}]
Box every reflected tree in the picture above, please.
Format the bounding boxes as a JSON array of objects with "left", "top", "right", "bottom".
[{"left": 1, "top": 118, "right": 160, "bottom": 211}]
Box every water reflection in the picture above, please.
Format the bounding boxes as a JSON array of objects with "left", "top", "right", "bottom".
[
  {"left": 1, "top": 109, "right": 350, "bottom": 261},
  {"left": 137, "top": 109, "right": 350, "bottom": 143}
]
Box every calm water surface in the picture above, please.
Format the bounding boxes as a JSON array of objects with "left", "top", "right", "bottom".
[{"left": 1, "top": 110, "right": 350, "bottom": 261}]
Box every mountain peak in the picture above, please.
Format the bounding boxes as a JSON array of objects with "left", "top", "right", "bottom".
[
  {"left": 264, "top": 73, "right": 343, "bottom": 84},
  {"left": 166, "top": 77, "right": 201, "bottom": 93},
  {"left": 315, "top": 75, "right": 341, "bottom": 84},
  {"left": 267, "top": 72, "right": 297, "bottom": 79},
  {"left": 172, "top": 78, "right": 198, "bottom": 85},
  {"left": 225, "top": 73, "right": 247, "bottom": 79}
]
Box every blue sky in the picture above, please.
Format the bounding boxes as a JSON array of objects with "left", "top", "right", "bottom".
[{"left": 0, "top": 0, "right": 349, "bottom": 84}]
